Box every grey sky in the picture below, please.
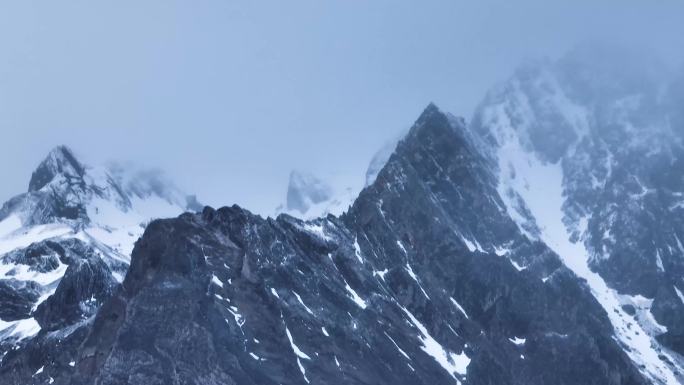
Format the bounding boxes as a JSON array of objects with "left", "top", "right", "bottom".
[{"left": 1, "top": 1, "right": 683, "bottom": 215}]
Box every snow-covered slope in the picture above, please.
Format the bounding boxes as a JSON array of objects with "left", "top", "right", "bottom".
[
  {"left": 0, "top": 146, "right": 197, "bottom": 345},
  {"left": 472, "top": 44, "right": 684, "bottom": 384}
]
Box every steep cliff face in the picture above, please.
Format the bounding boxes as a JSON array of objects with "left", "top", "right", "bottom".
[
  {"left": 20, "top": 106, "right": 646, "bottom": 385},
  {"left": 471, "top": 45, "right": 684, "bottom": 375}
]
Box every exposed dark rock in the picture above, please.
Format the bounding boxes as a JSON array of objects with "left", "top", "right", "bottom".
[
  {"left": 33, "top": 254, "right": 117, "bottom": 331},
  {"left": 0, "top": 280, "right": 41, "bottom": 321},
  {"left": 621, "top": 304, "right": 636, "bottom": 316},
  {"left": 29, "top": 146, "right": 86, "bottom": 193}
]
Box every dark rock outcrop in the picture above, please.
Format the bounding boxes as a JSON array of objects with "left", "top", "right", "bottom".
[{"left": 0, "top": 280, "right": 41, "bottom": 321}]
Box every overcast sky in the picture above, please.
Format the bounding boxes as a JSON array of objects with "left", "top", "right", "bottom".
[{"left": 1, "top": 1, "right": 683, "bottom": 215}]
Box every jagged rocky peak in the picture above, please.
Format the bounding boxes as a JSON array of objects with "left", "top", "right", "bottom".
[
  {"left": 1, "top": 146, "right": 201, "bottom": 228},
  {"left": 349, "top": 102, "right": 530, "bottom": 266},
  {"left": 0, "top": 145, "right": 200, "bottom": 359},
  {"left": 28, "top": 145, "right": 86, "bottom": 192},
  {"left": 37, "top": 102, "right": 646, "bottom": 385}
]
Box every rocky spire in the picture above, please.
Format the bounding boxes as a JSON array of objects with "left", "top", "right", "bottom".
[{"left": 28, "top": 145, "right": 85, "bottom": 192}]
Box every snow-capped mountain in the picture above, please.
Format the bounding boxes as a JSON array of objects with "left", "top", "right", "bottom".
[
  {"left": 0, "top": 146, "right": 197, "bottom": 349},
  {"left": 2, "top": 44, "right": 684, "bottom": 385},
  {"left": 472, "top": 43, "right": 684, "bottom": 383},
  {"left": 275, "top": 170, "right": 361, "bottom": 220}
]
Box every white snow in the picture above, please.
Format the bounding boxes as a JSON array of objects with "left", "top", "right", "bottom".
[
  {"left": 353, "top": 237, "right": 364, "bottom": 263},
  {"left": 225, "top": 306, "right": 245, "bottom": 329},
  {"left": 401, "top": 307, "right": 470, "bottom": 380},
  {"left": 285, "top": 323, "right": 311, "bottom": 383},
  {"left": 675, "top": 286, "right": 684, "bottom": 305},
  {"left": 302, "top": 223, "right": 331, "bottom": 241},
  {"left": 211, "top": 275, "right": 224, "bottom": 288},
  {"left": 493, "top": 246, "right": 510, "bottom": 256},
  {"left": 285, "top": 326, "right": 311, "bottom": 360},
  {"left": 293, "top": 291, "right": 315, "bottom": 315},
  {"left": 343, "top": 280, "right": 367, "bottom": 309},
  {"left": 0, "top": 317, "right": 41, "bottom": 340},
  {"left": 508, "top": 337, "right": 526, "bottom": 345},
  {"left": 450, "top": 298, "right": 469, "bottom": 319},
  {"left": 0, "top": 215, "right": 22, "bottom": 239},
  {"left": 373, "top": 269, "right": 389, "bottom": 280},
  {"left": 406, "top": 263, "right": 430, "bottom": 299},
  {"left": 297, "top": 358, "right": 310, "bottom": 383},
  {"left": 0, "top": 153, "right": 193, "bottom": 351},
  {"left": 461, "top": 237, "right": 477, "bottom": 252},
  {"left": 396, "top": 240, "right": 407, "bottom": 255},
  {"left": 384, "top": 331, "right": 411, "bottom": 360},
  {"left": 655, "top": 250, "right": 665, "bottom": 272},
  {"left": 0, "top": 259, "right": 68, "bottom": 286},
  {"left": 0, "top": 223, "right": 73, "bottom": 256},
  {"left": 509, "top": 259, "right": 526, "bottom": 271},
  {"left": 490, "top": 121, "right": 680, "bottom": 384}
]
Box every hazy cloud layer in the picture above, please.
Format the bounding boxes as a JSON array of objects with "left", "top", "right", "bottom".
[{"left": 1, "top": 1, "right": 683, "bottom": 215}]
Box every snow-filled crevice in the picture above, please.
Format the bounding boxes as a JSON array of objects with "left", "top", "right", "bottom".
[{"left": 494, "top": 133, "right": 680, "bottom": 384}]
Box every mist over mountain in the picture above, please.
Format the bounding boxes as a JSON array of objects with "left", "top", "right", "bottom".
[
  {"left": 2, "top": 41, "right": 684, "bottom": 385},
  {"left": 3, "top": 1, "right": 684, "bottom": 216}
]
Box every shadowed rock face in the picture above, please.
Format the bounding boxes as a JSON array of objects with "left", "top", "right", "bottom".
[
  {"left": 5, "top": 105, "right": 645, "bottom": 385},
  {"left": 0, "top": 280, "right": 41, "bottom": 321},
  {"left": 33, "top": 254, "right": 117, "bottom": 332}
]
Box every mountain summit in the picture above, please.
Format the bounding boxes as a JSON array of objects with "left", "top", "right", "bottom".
[
  {"left": 28, "top": 146, "right": 86, "bottom": 192},
  {"left": 3, "top": 47, "right": 684, "bottom": 385},
  {"left": 0, "top": 146, "right": 197, "bottom": 360}
]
